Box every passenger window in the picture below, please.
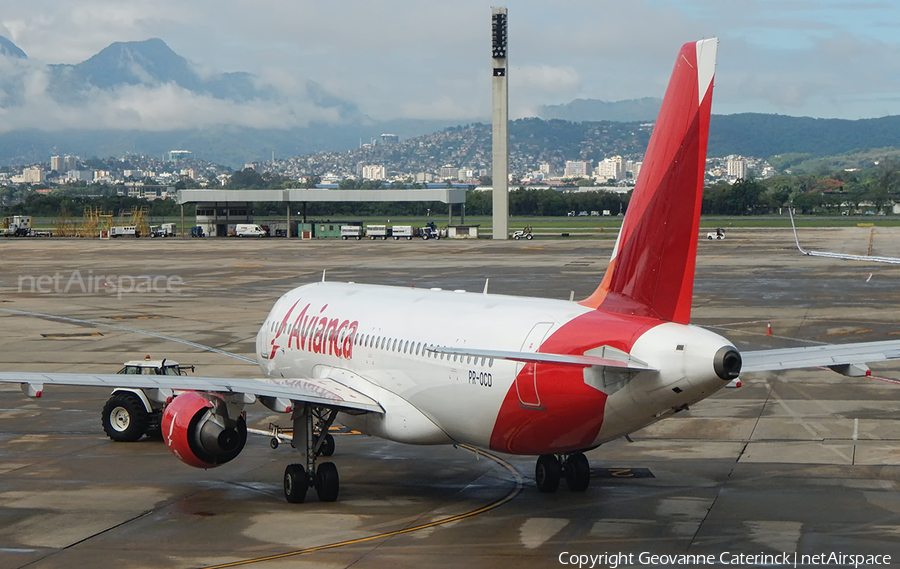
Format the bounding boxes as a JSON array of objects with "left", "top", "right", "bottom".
[
  {"left": 489, "top": 359, "right": 493, "bottom": 367},
  {"left": 480, "top": 357, "right": 485, "bottom": 366},
  {"left": 416, "top": 343, "right": 421, "bottom": 355},
  {"left": 404, "top": 340, "right": 409, "bottom": 353},
  {"left": 392, "top": 339, "right": 397, "bottom": 351}
]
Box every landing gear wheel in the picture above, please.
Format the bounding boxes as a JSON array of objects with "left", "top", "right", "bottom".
[
  {"left": 101, "top": 393, "right": 149, "bottom": 442},
  {"left": 144, "top": 416, "right": 163, "bottom": 440},
  {"left": 318, "top": 433, "right": 335, "bottom": 457},
  {"left": 284, "top": 463, "right": 309, "bottom": 503},
  {"left": 315, "top": 462, "right": 340, "bottom": 502},
  {"left": 564, "top": 453, "right": 590, "bottom": 491},
  {"left": 535, "top": 454, "right": 561, "bottom": 493}
]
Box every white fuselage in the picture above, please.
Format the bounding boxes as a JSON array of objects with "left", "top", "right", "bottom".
[{"left": 255, "top": 282, "right": 735, "bottom": 455}]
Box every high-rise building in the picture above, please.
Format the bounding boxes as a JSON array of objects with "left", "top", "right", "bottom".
[
  {"left": 380, "top": 134, "right": 399, "bottom": 145},
  {"left": 727, "top": 156, "right": 746, "bottom": 180},
  {"left": 22, "top": 167, "right": 44, "bottom": 183},
  {"left": 564, "top": 160, "right": 590, "bottom": 177},
  {"left": 63, "top": 155, "right": 77, "bottom": 171},
  {"left": 50, "top": 156, "right": 62, "bottom": 172},
  {"left": 362, "top": 164, "right": 386, "bottom": 180},
  {"left": 632, "top": 161, "right": 643, "bottom": 182},
  {"left": 596, "top": 156, "right": 624, "bottom": 182}
]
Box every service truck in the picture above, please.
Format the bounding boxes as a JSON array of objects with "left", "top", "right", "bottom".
[
  {"left": 391, "top": 225, "right": 417, "bottom": 240},
  {"left": 340, "top": 225, "right": 364, "bottom": 240},
  {"left": 366, "top": 225, "right": 391, "bottom": 240},
  {"left": 110, "top": 226, "right": 139, "bottom": 238},
  {"left": 235, "top": 223, "right": 267, "bottom": 237},
  {"left": 2, "top": 216, "right": 32, "bottom": 237},
  {"left": 149, "top": 224, "right": 176, "bottom": 238}
]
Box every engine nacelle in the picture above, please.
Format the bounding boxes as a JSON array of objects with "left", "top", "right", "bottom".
[{"left": 161, "top": 391, "right": 247, "bottom": 469}]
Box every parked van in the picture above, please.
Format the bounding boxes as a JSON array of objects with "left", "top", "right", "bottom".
[{"left": 235, "top": 224, "right": 267, "bottom": 238}]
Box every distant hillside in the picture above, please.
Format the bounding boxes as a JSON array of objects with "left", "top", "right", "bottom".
[
  {"left": 708, "top": 113, "right": 900, "bottom": 158},
  {"left": 538, "top": 97, "right": 661, "bottom": 122}
]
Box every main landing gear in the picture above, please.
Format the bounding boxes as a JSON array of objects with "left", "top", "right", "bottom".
[
  {"left": 535, "top": 453, "right": 590, "bottom": 493},
  {"left": 284, "top": 404, "right": 340, "bottom": 503}
]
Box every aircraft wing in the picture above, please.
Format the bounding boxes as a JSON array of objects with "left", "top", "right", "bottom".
[
  {"left": 742, "top": 339, "right": 900, "bottom": 375},
  {"left": 0, "top": 372, "right": 383, "bottom": 413},
  {"left": 789, "top": 208, "right": 900, "bottom": 264},
  {"left": 428, "top": 346, "right": 657, "bottom": 371}
]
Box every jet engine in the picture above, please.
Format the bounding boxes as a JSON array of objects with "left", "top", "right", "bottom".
[{"left": 161, "top": 391, "right": 247, "bottom": 469}]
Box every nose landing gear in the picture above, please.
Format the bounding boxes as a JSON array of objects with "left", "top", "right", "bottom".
[{"left": 535, "top": 452, "right": 590, "bottom": 493}]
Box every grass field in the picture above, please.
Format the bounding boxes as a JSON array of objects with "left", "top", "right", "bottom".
[{"left": 14, "top": 213, "right": 900, "bottom": 238}]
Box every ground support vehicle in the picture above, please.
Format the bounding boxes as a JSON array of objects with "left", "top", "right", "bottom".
[
  {"left": 366, "top": 225, "right": 391, "bottom": 240},
  {"left": 513, "top": 226, "right": 534, "bottom": 240},
  {"left": 235, "top": 224, "right": 267, "bottom": 237},
  {"left": 421, "top": 222, "right": 441, "bottom": 240},
  {"left": 101, "top": 358, "right": 195, "bottom": 442},
  {"left": 340, "top": 226, "right": 364, "bottom": 240},
  {"left": 111, "top": 226, "right": 139, "bottom": 238},
  {"left": 392, "top": 226, "right": 417, "bottom": 240},
  {"left": 190, "top": 226, "right": 205, "bottom": 238},
  {"left": 2, "top": 216, "right": 33, "bottom": 237},
  {"left": 706, "top": 228, "right": 725, "bottom": 240}
]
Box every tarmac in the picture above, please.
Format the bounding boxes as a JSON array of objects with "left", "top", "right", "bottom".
[{"left": 1, "top": 225, "right": 900, "bottom": 568}]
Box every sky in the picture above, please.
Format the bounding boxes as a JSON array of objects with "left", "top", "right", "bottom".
[{"left": 1, "top": 0, "right": 900, "bottom": 133}]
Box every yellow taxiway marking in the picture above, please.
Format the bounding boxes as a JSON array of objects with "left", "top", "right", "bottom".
[{"left": 201, "top": 445, "right": 523, "bottom": 569}]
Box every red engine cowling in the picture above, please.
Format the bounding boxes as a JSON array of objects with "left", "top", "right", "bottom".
[{"left": 161, "top": 391, "right": 247, "bottom": 469}]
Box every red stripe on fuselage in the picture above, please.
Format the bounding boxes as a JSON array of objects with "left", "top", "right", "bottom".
[{"left": 488, "top": 310, "right": 659, "bottom": 455}]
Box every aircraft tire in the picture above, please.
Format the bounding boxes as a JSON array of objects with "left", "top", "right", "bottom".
[
  {"left": 564, "top": 453, "right": 590, "bottom": 491},
  {"left": 144, "top": 412, "right": 163, "bottom": 440},
  {"left": 318, "top": 433, "right": 335, "bottom": 457},
  {"left": 315, "top": 462, "right": 340, "bottom": 502},
  {"left": 535, "top": 454, "right": 561, "bottom": 493},
  {"left": 101, "top": 393, "right": 149, "bottom": 442},
  {"left": 284, "top": 463, "right": 309, "bottom": 503}
]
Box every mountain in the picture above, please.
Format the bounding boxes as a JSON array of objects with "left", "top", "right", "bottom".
[
  {"left": 538, "top": 97, "right": 661, "bottom": 122},
  {"left": 0, "top": 36, "right": 26, "bottom": 59},
  {"left": 45, "top": 38, "right": 270, "bottom": 103}
]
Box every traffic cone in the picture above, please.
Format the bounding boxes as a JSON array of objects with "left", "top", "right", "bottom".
[{"left": 766, "top": 323, "right": 772, "bottom": 336}]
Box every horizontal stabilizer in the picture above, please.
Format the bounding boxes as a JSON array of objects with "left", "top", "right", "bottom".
[
  {"left": 0, "top": 372, "right": 383, "bottom": 413},
  {"left": 741, "top": 339, "right": 900, "bottom": 374},
  {"left": 427, "top": 346, "right": 656, "bottom": 371}
]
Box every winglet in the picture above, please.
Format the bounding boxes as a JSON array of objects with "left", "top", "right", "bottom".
[
  {"left": 580, "top": 39, "right": 717, "bottom": 324},
  {"left": 788, "top": 207, "right": 811, "bottom": 255}
]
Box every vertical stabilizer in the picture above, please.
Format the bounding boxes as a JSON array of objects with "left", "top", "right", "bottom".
[{"left": 580, "top": 39, "right": 717, "bottom": 324}]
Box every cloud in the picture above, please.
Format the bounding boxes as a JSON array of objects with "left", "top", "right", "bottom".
[
  {"left": 0, "top": 54, "right": 342, "bottom": 133},
  {"left": 3, "top": 0, "right": 900, "bottom": 126}
]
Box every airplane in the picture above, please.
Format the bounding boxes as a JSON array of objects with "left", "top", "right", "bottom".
[
  {"left": 4, "top": 38, "right": 900, "bottom": 504},
  {"left": 789, "top": 207, "right": 900, "bottom": 264}
]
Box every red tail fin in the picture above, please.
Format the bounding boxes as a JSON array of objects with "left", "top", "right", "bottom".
[{"left": 580, "top": 39, "right": 717, "bottom": 324}]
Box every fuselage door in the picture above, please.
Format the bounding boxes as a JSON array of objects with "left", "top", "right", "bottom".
[{"left": 516, "top": 322, "right": 553, "bottom": 408}]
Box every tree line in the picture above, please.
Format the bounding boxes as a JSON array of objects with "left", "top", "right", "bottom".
[{"left": 5, "top": 161, "right": 900, "bottom": 219}]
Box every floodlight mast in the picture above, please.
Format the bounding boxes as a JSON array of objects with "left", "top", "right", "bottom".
[{"left": 491, "top": 7, "right": 509, "bottom": 240}]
